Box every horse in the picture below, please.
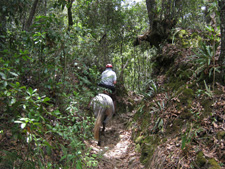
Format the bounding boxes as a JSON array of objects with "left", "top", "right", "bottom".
[{"left": 90, "top": 93, "right": 115, "bottom": 146}]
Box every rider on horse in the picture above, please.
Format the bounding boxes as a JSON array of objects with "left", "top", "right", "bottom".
[
  {"left": 98, "top": 63, "right": 117, "bottom": 114},
  {"left": 98, "top": 64, "right": 117, "bottom": 94},
  {"left": 88, "top": 64, "right": 117, "bottom": 146}
]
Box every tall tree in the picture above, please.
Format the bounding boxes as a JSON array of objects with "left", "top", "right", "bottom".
[
  {"left": 218, "top": 0, "right": 225, "bottom": 82},
  {"left": 0, "top": 2, "right": 6, "bottom": 50},
  {"left": 67, "top": 0, "right": 74, "bottom": 29},
  {"left": 146, "top": 0, "right": 157, "bottom": 28},
  {"left": 25, "top": 0, "right": 39, "bottom": 31}
]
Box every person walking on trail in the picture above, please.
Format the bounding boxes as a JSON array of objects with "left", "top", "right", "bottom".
[{"left": 99, "top": 64, "right": 117, "bottom": 94}]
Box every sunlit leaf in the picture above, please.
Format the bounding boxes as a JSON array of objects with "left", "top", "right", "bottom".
[{"left": 21, "top": 123, "right": 26, "bottom": 129}]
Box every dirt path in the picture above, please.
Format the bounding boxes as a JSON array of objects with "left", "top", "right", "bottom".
[{"left": 86, "top": 112, "right": 144, "bottom": 169}]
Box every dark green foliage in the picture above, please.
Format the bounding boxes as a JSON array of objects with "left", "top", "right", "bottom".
[
  {"left": 190, "top": 42, "right": 220, "bottom": 82},
  {"left": 0, "top": 5, "right": 100, "bottom": 167},
  {"left": 0, "top": 50, "right": 96, "bottom": 167}
]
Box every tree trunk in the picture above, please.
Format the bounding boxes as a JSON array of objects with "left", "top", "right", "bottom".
[
  {"left": 218, "top": 0, "right": 225, "bottom": 83},
  {"left": 146, "top": 0, "right": 157, "bottom": 29},
  {"left": 67, "top": 0, "right": 74, "bottom": 30},
  {"left": 44, "top": 0, "right": 47, "bottom": 16},
  {"left": 25, "top": 0, "right": 39, "bottom": 31},
  {"left": 0, "top": 14, "right": 6, "bottom": 51}
]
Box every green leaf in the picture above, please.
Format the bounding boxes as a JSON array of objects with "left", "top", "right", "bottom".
[
  {"left": 76, "top": 161, "right": 82, "bottom": 169},
  {"left": 0, "top": 72, "right": 6, "bottom": 80},
  {"left": 9, "top": 72, "right": 18, "bottom": 77},
  {"left": 14, "top": 121, "right": 23, "bottom": 124},
  {"left": 43, "top": 97, "right": 50, "bottom": 103},
  {"left": 53, "top": 110, "right": 61, "bottom": 116},
  {"left": 181, "top": 135, "right": 187, "bottom": 150},
  {"left": 44, "top": 68, "right": 48, "bottom": 73},
  {"left": 15, "top": 82, "right": 20, "bottom": 87},
  {"left": 92, "top": 154, "right": 97, "bottom": 157},
  {"left": 43, "top": 140, "right": 52, "bottom": 148},
  {"left": 27, "top": 134, "right": 32, "bottom": 143},
  {"left": 27, "top": 87, "right": 33, "bottom": 95},
  {"left": 10, "top": 98, "right": 16, "bottom": 105},
  {"left": 3, "top": 81, "right": 7, "bottom": 87},
  {"left": 60, "top": 155, "right": 67, "bottom": 161},
  {"left": 21, "top": 123, "right": 26, "bottom": 129},
  {"left": 46, "top": 145, "right": 52, "bottom": 155}
]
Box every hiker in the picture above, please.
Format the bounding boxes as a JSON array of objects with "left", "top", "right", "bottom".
[{"left": 99, "top": 64, "right": 117, "bottom": 94}]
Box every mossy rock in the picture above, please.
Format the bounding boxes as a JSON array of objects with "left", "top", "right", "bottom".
[
  {"left": 135, "top": 136, "right": 144, "bottom": 144},
  {"left": 178, "top": 29, "right": 188, "bottom": 37},
  {"left": 189, "top": 32, "right": 202, "bottom": 48},
  {"left": 135, "top": 143, "right": 141, "bottom": 152},
  {"left": 127, "top": 98, "right": 135, "bottom": 112},
  {"left": 140, "top": 143, "right": 156, "bottom": 164},
  {"left": 180, "top": 109, "right": 193, "bottom": 120},
  {"left": 216, "top": 131, "right": 225, "bottom": 140},
  {"left": 139, "top": 135, "right": 160, "bottom": 164},
  {"left": 181, "top": 39, "right": 189, "bottom": 48},
  {"left": 166, "top": 80, "right": 186, "bottom": 91},
  {"left": 208, "top": 158, "right": 221, "bottom": 169},
  {"left": 201, "top": 99, "right": 213, "bottom": 116},
  {"left": 140, "top": 113, "right": 151, "bottom": 130},
  {"left": 176, "top": 88, "right": 195, "bottom": 108},
  {"left": 177, "top": 87, "right": 194, "bottom": 99},
  {"left": 143, "top": 135, "right": 160, "bottom": 145},
  {"left": 165, "top": 58, "right": 193, "bottom": 79},
  {"left": 177, "top": 30, "right": 190, "bottom": 47},
  {"left": 182, "top": 88, "right": 194, "bottom": 97},
  {"left": 132, "top": 103, "right": 152, "bottom": 131},
  {"left": 130, "top": 124, "right": 141, "bottom": 141},
  {"left": 196, "top": 151, "right": 207, "bottom": 167},
  {"left": 133, "top": 104, "right": 146, "bottom": 119},
  {"left": 166, "top": 118, "right": 183, "bottom": 135},
  {"left": 195, "top": 151, "right": 221, "bottom": 169}
]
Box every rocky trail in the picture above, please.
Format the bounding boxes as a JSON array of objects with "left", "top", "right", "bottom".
[{"left": 85, "top": 112, "right": 144, "bottom": 169}]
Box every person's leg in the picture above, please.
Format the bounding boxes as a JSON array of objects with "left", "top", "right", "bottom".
[
  {"left": 110, "top": 88, "right": 116, "bottom": 117},
  {"left": 98, "top": 84, "right": 110, "bottom": 95},
  {"left": 102, "top": 115, "right": 107, "bottom": 132},
  {"left": 113, "top": 100, "right": 116, "bottom": 117}
]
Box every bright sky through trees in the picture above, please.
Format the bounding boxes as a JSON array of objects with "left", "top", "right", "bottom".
[{"left": 123, "top": 0, "right": 144, "bottom": 6}]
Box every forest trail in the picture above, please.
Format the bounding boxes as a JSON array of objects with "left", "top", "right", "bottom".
[{"left": 85, "top": 111, "right": 144, "bottom": 169}]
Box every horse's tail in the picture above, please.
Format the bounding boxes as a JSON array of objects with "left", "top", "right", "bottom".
[{"left": 93, "top": 109, "right": 104, "bottom": 141}]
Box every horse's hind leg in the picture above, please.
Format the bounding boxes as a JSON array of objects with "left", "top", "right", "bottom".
[
  {"left": 97, "top": 128, "right": 101, "bottom": 146},
  {"left": 98, "top": 127, "right": 102, "bottom": 146},
  {"left": 98, "top": 114, "right": 108, "bottom": 146},
  {"left": 97, "top": 122, "right": 105, "bottom": 146},
  {"left": 97, "top": 140, "right": 101, "bottom": 146},
  {"left": 102, "top": 115, "right": 107, "bottom": 132},
  {"left": 102, "top": 122, "right": 106, "bottom": 132},
  {"left": 113, "top": 101, "right": 116, "bottom": 117}
]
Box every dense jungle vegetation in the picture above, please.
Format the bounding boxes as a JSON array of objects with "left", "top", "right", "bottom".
[{"left": 0, "top": 0, "right": 225, "bottom": 168}]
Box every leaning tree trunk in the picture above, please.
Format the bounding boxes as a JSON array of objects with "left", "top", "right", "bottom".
[
  {"left": 25, "top": 0, "right": 39, "bottom": 31},
  {"left": 218, "top": 0, "right": 225, "bottom": 83}
]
